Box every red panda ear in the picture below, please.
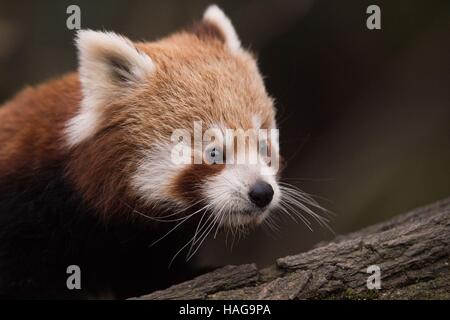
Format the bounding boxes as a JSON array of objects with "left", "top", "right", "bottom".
[
  {"left": 66, "top": 30, "right": 155, "bottom": 147},
  {"left": 202, "top": 5, "right": 241, "bottom": 52},
  {"left": 76, "top": 30, "right": 155, "bottom": 103}
]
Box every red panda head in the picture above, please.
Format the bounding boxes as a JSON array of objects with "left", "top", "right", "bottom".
[{"left": 65, "top": 5, "right": 281, "bottom": 229}]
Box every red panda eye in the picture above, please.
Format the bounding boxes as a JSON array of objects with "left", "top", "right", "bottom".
[
  {"left": 205, "top": 147, "right": 222, "bottom": 165},
  {"left": 210, "top": 149, "right": 218, "bottom": 164}
]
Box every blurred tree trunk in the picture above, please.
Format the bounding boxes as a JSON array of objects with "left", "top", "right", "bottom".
[{"left": 134, "top": 198, "right": 450, "bottom": 300}]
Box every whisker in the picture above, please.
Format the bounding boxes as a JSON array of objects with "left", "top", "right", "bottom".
[
  {"left": 186, "top": 207, "right": 210, "bottom": 256},
  {"left": 124, "top": 198, "right": 204, "bottom": 223},
  {"left": 282, "top": 191, "right": 332, "bottom": 229},
  {"left": 283, "top": 193, "right": 328, "bottom": 225},
  {"left": 276, "top": 181, "right": 334, "bottom": 234},
  {"left": 213, "top": 203, "right": 228, "bottom": 239},
  {"left": 151, "top": 203, "right": 212, "bottom": 247},
  {"left": 279, "top": 200, "right": 313, "bottom": 231},
  {"left": 168, "top": 210, "right": 211, "bottom": 267},
  {"left": 186, "top": 210, "right": 216, "bottom": 258},
  {"left": 279, "top": 183, "right": 334, "bottom": 215},
  {"left": 186, "top": 212, "right": 221, "bottom": 261}
]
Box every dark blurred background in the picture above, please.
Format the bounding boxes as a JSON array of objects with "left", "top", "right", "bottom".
[{"left": 1, "top": 0, "right": 449, "bottom": 268}]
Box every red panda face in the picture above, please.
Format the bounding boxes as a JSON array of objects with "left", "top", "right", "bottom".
[{"left": 65, "top": 6, "right": 281, "bottom": 229}]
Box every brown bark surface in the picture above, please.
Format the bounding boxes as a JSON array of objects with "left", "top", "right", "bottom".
[{"left": 134, "top": 198, "right": 450, "bottom": 300}]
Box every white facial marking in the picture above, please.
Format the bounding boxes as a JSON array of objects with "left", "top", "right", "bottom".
[
  {"left": 203, "top": 5, "right": 241, "bottom": 53},
  {"left": 131, "top": 143, "right": 186, "bottom": 208},
  {"left": 203, "top": 162, "right": 280, "bottom": 227}
]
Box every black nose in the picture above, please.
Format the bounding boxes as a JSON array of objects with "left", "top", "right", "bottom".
[{"left": 248, "top": 181, "right": 274, "bottom": 208}]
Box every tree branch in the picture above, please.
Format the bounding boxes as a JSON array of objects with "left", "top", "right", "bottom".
[{"left": 134, "top": 198, "right": 450, "bottom": 300}]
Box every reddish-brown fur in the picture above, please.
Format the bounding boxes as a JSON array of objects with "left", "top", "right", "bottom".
[
  {"left": 0, "top": 74, "right": 81, "bottom": 178},
  {"left": 0, "top": 9, "right": 282, "bottom": 298},
  {"left": 0, "top": 19, "right": 275, "bottom": 219}
]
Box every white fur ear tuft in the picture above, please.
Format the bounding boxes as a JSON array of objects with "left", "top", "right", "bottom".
[
  {"left": 66, "top": 30, "right": 155, "bottom": 147},
  {"left": 203, "top": 5, "right": 241, "bottom": 52},
  {"left": 76, "top": 30, "right": 154, "bottom": 90}
]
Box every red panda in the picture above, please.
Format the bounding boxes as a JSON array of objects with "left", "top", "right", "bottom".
[{"left": 0, "top": 5, "right": 323, "bottom": 299}]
